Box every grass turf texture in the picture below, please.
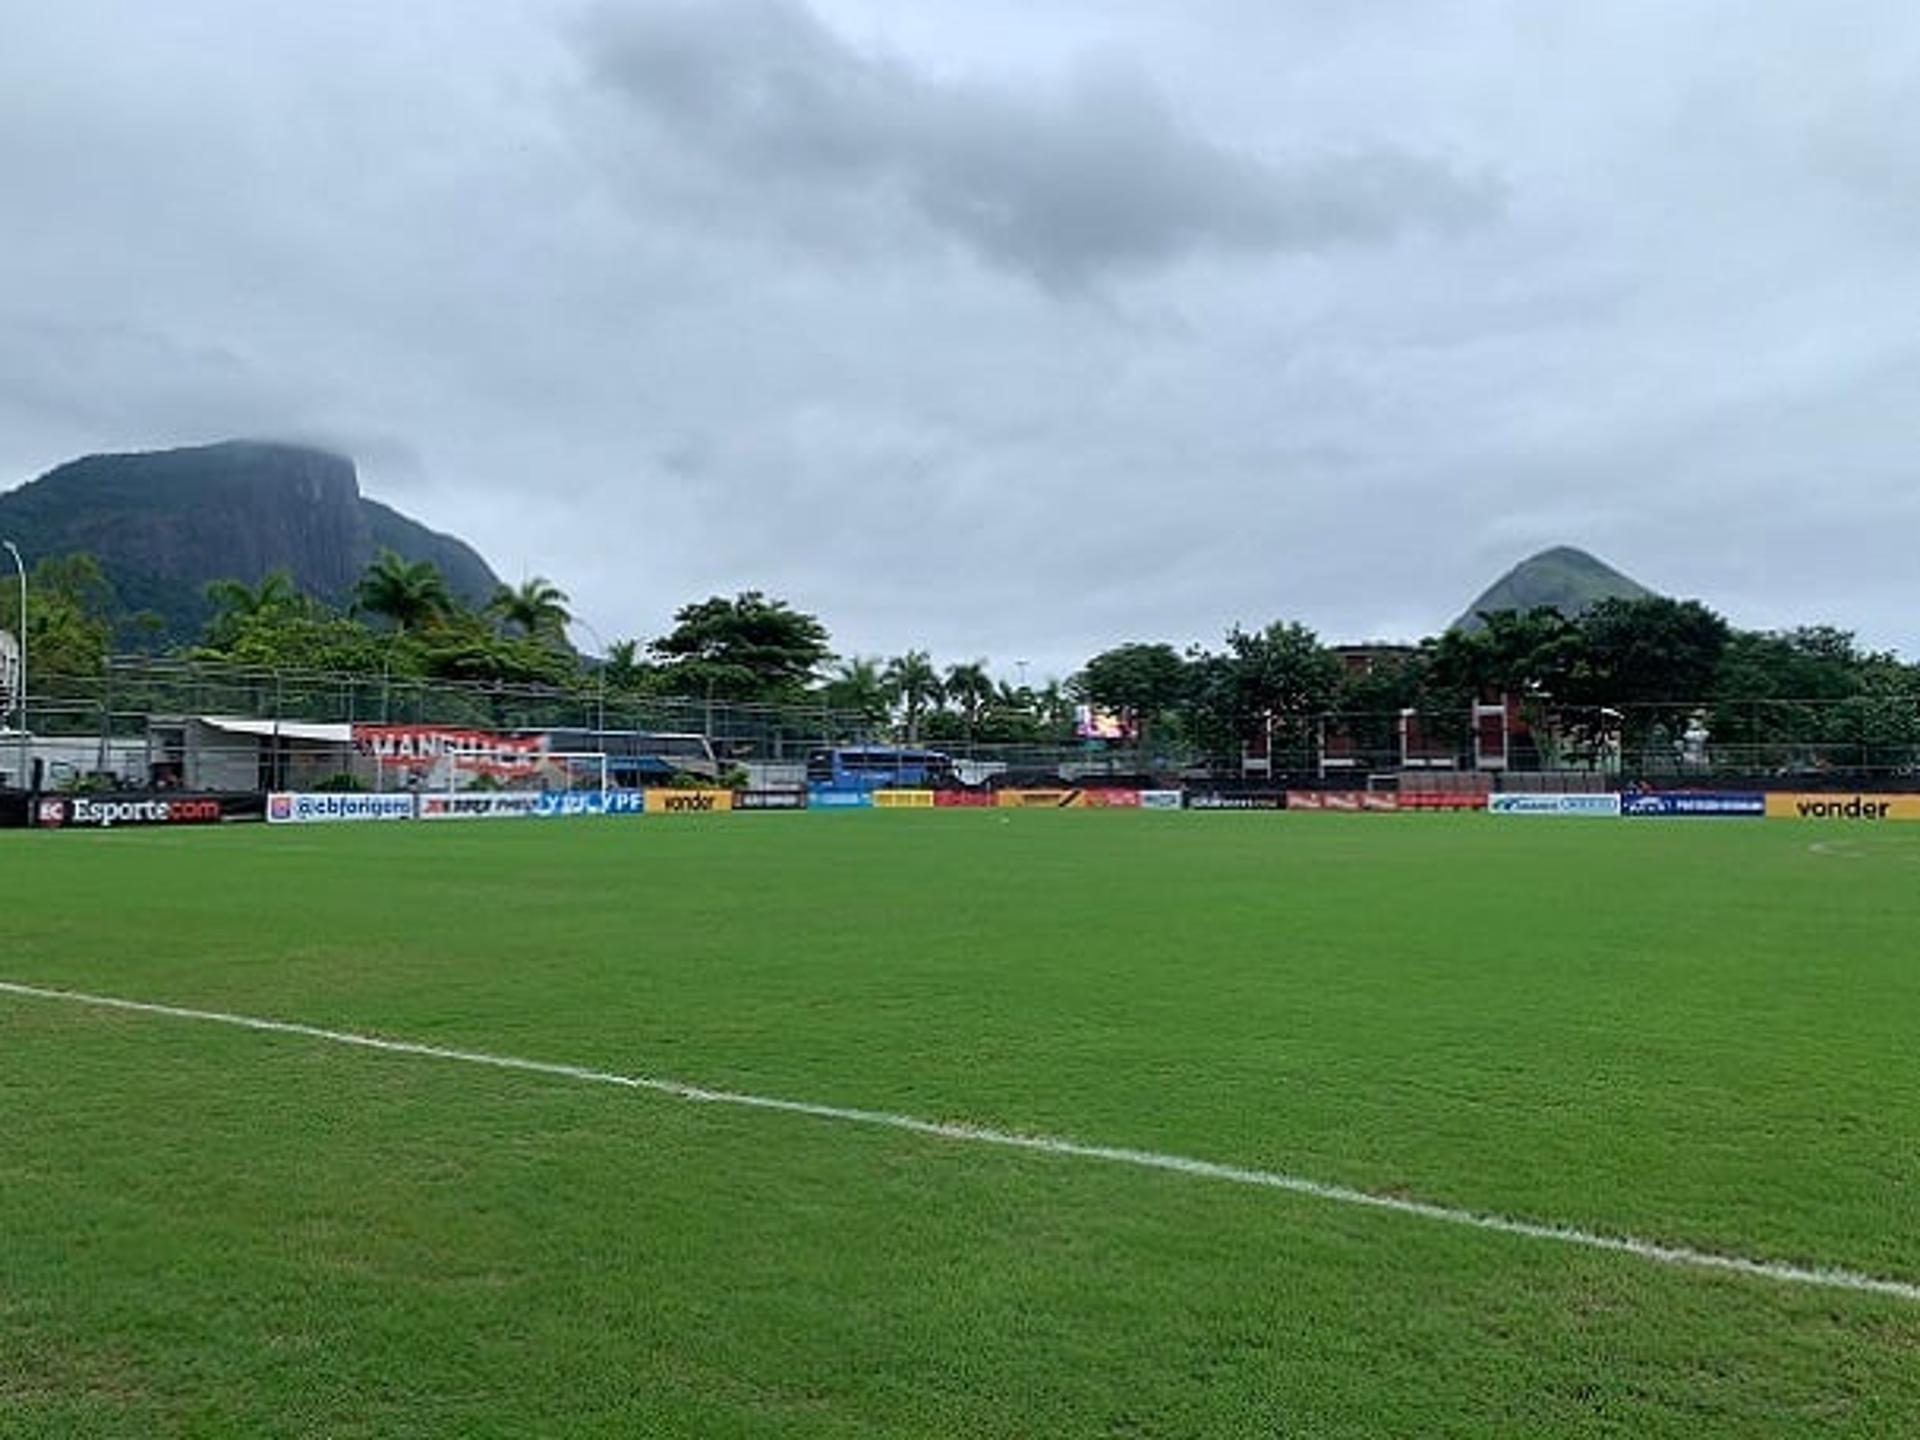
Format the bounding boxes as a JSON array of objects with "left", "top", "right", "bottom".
[{"left": 2, "top": 812, "right": 1917, "bottom": 1436}]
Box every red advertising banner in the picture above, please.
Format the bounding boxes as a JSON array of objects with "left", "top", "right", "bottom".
[
  {"left": 1399, "top": 791, "right": 1486, "bottom": 811},
  {"left": 353, "top": 725, "right": 548, "bottom": 777},
  {"left": 1081, "top": 788, "right": 1142, "bottom": 808},
  {"left": 933, "top": 790, "right": 994, "bottom": 807},
  {"left": 1288, "top": 790, "right": 1401, "bottom": 812}
]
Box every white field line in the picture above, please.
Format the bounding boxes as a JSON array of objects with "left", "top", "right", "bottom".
[{"left": 4, "top": 977, "right": 1916, "bottom": 1305}]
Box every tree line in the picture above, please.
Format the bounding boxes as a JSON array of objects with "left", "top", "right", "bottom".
[{"left": 7, "top": 549, "right": 1917, "bottom": 762}]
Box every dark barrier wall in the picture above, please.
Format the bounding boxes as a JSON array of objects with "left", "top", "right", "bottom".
[
  {"left": 0, "top": 793, "right": 27, "bottom": 829},
  {"left": 734, "top": 790, "right": 808, "bottom": 811},
  {"left": 1186, "top": 791, "right": 1286, "bottom": 810},
  {"left": 31, "top": 792, "right": 266, "bottom": 829}
]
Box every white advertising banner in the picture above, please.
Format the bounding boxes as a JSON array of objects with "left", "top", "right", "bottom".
[
  {"left": 1487, "top": 793, "right": 1622, "bottom": 817},
  {"left": 416, "top": 792, "right": 546, "bottom": 821},
  {"left": 268, "top": 792, "right": 417, "bottom": 824}
]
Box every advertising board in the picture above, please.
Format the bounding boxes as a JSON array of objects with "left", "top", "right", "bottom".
[
  {"left": 1289, "top": 791, "right": 1402, "bottom": 812},
  {"left": 873, "top": 789, "right": 935, "bottom": 808},
  {"left": 1622, "top": 791, "right": 1766, "bottom": 818},
  {"left": 1081, "top": 789, "right": 1142, "bottom": 808},
  {"left": 1399, "top": 791, "right": 1487, "bottom": 811},
  {"left": 809, "top": 787, "right": 874, "bottom": 809},
  {"left": 1138, "top": 790, "right": 1183, "bottom": 810},
  {"left": 995, "top": 789, "right": 1087, "bottom": 808},
  {"left": 353, "top": 725, "right": 548, "bottom": 779},
  {"left": 933, "top": 790, "right": 993, "bottom": 807},
  {"left": 1073, "top": 705, "right": 1133, "bottom": 740},
  {"left": 644, "top": 788, "right": 734, "bottom": 815},
  {"left": 268, "top": 792, "right": 417, "bottom": 824},
  {"left": 33, "top": 793, "right": 261, "bottom": 828},
  {"left": 1487, "top": 793, "right": 1621, "bottom": 817},
  {"left": 533, "top": 791, "right": 645, "bottom": 817},
  {"left": 1185, "top": 791, "right": 1284, "bottom": 810},
  {"left": 417, "top": 792, "right": 545, "bottom": 821},
  {"left": 733, "top": 790, "right": 808, "bottom": 811},
  {"left": 1765, "top": 792, "right": 1920, "bottom": 822}
]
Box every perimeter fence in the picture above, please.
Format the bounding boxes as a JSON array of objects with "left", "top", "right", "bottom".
[{"left": 5, "top": 656, "right": 1919, "bottom": 795}]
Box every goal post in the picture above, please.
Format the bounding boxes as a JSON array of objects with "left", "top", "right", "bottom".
[
  {"left": 425, "top": 750, "right": 611, "bottom": 795},
  {"left": 539, "top": 751, "right": 611, "bottom": 795}
]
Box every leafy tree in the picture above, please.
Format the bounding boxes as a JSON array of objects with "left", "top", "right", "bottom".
[
  {"left": 1576, "top": 597, "right": 1730, "bottom": 709},
  {"left": 488, "top": 576, "right": 572, "bottom": 645},
  {"left": 919, "top": 709, "right": 968, "bottom": 743},
  {"left": 1078, "top": 641, "right": 1190, "bottom": 750},
  {"left": 199, "top": 610, "right": 395, "bottom": 676},
  {"left": 882, "top": 650, "right": 942, "bottom": 742},
  {"left": 1333, "top": 649, "right": 1430, "bottom": 764},
  {"left": 1078, "top": 643, "right": 1190, "bottom": 719},
  {"left": 1185, "top": 621, "right": 1341, "bottom": 768},
  {"left": 648, "top": 591, "right": 832, "bottom": 702},
  {"left": 1710, "top": 627, "right": 1917, "bottom": 763},
  {"left": 1435, "top": 606, "right": 1587, "bottom": 700},
  {"left": 1227, "top": 620, "right": 1341, "bottom": 723},
  {"left": 416, "top": 614, "right": 578, "bottom": 689},
  {"left": 0, "top": 552, "right": 115, "bottom": 691},
  {"left": 354, "top": 550, "right": 454, "bottom": 633}
]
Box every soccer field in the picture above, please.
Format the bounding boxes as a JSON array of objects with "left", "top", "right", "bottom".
[{"left": 4, "top": 812, "right": 1918, "bottom": 1437}]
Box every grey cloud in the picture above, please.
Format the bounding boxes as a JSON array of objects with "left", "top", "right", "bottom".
[
  {"left": 6, "top": 2, "right": 1920, "bottom": 676},
  {"left": 574, "top": 0, "right": 1498, "bottom": 285}
]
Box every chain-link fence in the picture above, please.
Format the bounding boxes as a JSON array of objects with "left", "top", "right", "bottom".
[{"left": 5, "top": 657, "right": 1917, "bottom": 794}]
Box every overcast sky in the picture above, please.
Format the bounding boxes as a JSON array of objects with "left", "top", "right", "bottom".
[{"left": 4, "top": 1, "right": 1917, "bottom": 678}]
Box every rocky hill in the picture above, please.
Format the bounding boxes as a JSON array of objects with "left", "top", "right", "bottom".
[
  {"left": 0, "top": 441, "right": 501, "bottom": 645},
  {"left": 1452, "top": 546, "right": 1655, "bottom": 631}
]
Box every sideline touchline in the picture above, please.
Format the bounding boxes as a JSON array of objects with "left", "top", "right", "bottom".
[{"left": 3, "top": 977, "right": 1915, "bottom": 1304}]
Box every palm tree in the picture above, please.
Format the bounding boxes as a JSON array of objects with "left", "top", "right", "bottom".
[
  {"left": 354, "top": 550, "right": 453, "bottom": 633},
  {"left": 883, "top": 650, "right": 942, "bottom": 742},
  {"left": 488, "top": 575, "right": 572, "bottom": 644},
  {"left": 1034, "top": 678, "right": 1073, "bottom": 736},
  {"left": 602, "top": 638, "right": 649, "bottom": 692},
  {"left": 202, "top": 569, "right": 310, "bottom": 645},
  {"left": 823, "top": 656, "right": 893, "bottom": 732},
  {"left": 943, "top": 660, "right": 994, "bottom": 733}
]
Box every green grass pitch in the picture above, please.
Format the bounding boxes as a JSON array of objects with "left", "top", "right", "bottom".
[{"left": 3, "top": 811, "right": 1918, "bottom": 1437}]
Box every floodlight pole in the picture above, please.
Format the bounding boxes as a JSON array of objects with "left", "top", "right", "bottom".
[{"left": 2, "top": 540, "right": 23, "bottom": 792}]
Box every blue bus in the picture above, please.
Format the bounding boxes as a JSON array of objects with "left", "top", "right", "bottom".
[{"left": 806, "top": 745, "right": 955, "bottom": 791}]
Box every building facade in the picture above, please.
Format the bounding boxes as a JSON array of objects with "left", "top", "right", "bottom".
[{"left": 0, "top": 628, "right": 19, "bottom": 724}]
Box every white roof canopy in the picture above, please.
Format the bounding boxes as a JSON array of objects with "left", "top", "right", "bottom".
[{"left": 196, "top": 715, "right": 353, "bottom": 744}]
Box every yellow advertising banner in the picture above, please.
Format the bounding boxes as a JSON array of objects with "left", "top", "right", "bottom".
[
  {"left": 1766, "top": 792, "right": 1920, "bottom": 822},
  {"left": 995, "top": 789, "right": 1087, "bottom": 808},
  {"left": 644, "top": 788, "right": 734, "bottom": 815},
  {"left": 873, "top": 789, "right": 935, "bottom": 808}
]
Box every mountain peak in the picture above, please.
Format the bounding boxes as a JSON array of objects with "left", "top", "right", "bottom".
[
  {"left": 0, "top": 439, "right": 502, "bottom": 645},
  {"left": 1453, "top": 546, "right": 1655, "bottom": 631}
]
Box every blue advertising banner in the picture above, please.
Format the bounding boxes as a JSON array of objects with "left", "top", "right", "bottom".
[
  {"left": 1622, "top": 791, "right": 1766, "bottom": 818},
  {"left": 534, "top": 791, "right": 645, "bottom": 817},
  {"left": 808, "top": 786, "right": 874, "bottom": 809}
]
